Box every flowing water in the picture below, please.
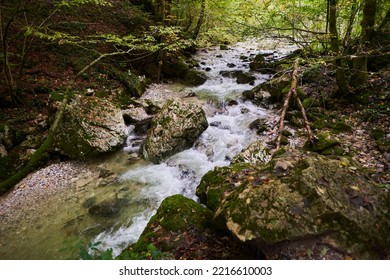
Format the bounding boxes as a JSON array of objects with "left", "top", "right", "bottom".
[{"left": 0, "top": 40, "right": 296, "bottom": 259}]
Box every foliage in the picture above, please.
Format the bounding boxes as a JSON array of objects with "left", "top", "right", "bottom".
[{"left": 117, "top": 244, "right": 173, "bottom": 260}]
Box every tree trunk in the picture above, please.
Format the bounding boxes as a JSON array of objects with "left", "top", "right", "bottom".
[
  {"left": 342, "top": 0, "right": 360, "bottom": 50},
  {"left": 351, "top": 0, "right": 377, "bottom": 88},
  {"left": 329, "top": 0, "right": 350, "bottom": 95},
  {"left": 192, "top": 0, "right": 206, "bottom": 39}
]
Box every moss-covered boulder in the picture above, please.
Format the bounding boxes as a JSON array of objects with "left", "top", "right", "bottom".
[
  {"left": 249, "top": 53, "right": 267, "bottom": 72},
  {"left": 259, "top": 75, "right": 291, "bottom": 104},
  {"left": 236, "top": 72, "right": 256, "bottom": 84},
  {"left": 54, "top": 95, "right": 126, "bottom": 158},
  {"left": 118, "top": 194, "right": 259, "bottom": 260},
  {"left": 304, "top": 133, "right": 344, "bottom": 155},
  {"left": 117, "top": 194, "right": 213, "bottom": 259},
  {"left": 197, "top": 149, "right": 389, "bottom": 259},
  {"left": 183, "top": 69, "right": 207, "bottom": 86},
  {"left": 141, "top": 99, "right": 208, "bottom": 163}
]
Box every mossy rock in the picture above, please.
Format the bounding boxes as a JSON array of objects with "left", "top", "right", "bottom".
[
  {"left": 141, "top": 99, "right": 208, "bottom": 163},
  {"left": 304, "top": 133, "right": 341, "bottom": 154},
  {"left": 371, "top": 128, "right": 385, "bottom": 140},
  {"left": 302, "top": 97, "right": 321, "bottom": 108},
  {"left": 162, "top": 54, "right": 189, "bottom": 78},
  {"left": 371, "top": 127, "right": 390, "bottom": 152},
  {"left": 183, "top": 69, "right": 207, "bottom": 86},
  {"left": 302, "top": 63, "right": 322, "bottom": 83},
  {"left": 118, "top": 194, "right": 213, "bottom": 258},
  {"left": 376, "top": 139, "right": 390, "bottom": 153},
  {"left": 196, "top": 163, "right": 256, "bottom": 212},
  {"left": 260, "top": 75, "right": 290, "bottom": 104},
  {"left": 331, "top": 121, "right": 352, "bottom": 134},
  {"left": 211, "top": 149, "right": 390, "bottom": 259},
  {"left": 54, "top": 95, "right": 126, "bottom": 158},
  {"left": 220, "top": 44, "right": 229, "bottom": 50},
  {"left": 267, "top": 136, "right": 289, "bottom": 147}
]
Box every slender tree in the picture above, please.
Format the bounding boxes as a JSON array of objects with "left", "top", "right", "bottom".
[
  {"left": 351, "top": 0, "right": 377, "bottom": 87},
  {"left": 192, "top": 0, "right": 206, "bottom": 39},
  {"left": 329, "top": 0, "right": 350, "bottom": 95}
]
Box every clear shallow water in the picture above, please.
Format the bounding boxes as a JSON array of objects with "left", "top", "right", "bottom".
[{"left": 0, "top": 41, "right": 295, "bottom": 259}]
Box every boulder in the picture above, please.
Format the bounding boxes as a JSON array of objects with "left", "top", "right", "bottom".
[
  {"left": 183, "top": 69, "right": 207, "bottom": 86},
  {"left": 141, "top": 99, "right": 208, "bottom": 163},
  {"left": 259, "top": 75, "right": 291, "bottom": 103},
  {"left": 88, "top": 200, "right": 123, "bottom": 218},
  {"left": 249, "top": 53, "right": 267, "bottom": 71},
  {"left": 117, "top": 194, "right": 256, "bottom": 260},
  {"left": 117, "top": 194, "right": 213, "bottom": 259},
  {"left": 197, "top": 148, "right": 390, "bottom": 259},
  {"left": 219, "top": 70, "right": 255, "bottom": 84},
  {"left": 54, "top": 95, "right": 126, "bottom": 158},
  {"left": 236, "top": 72, "right": 256, "bottom": 84}
]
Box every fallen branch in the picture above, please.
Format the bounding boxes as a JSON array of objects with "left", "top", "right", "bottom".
[
  {"left": 276, "top": 58, "right": 299, "bottom": 150},
  {"left": 276, "top": 58, "right": 314, "bottom": 150},
  {"left": 293, "top": 93, "right": 314, "bottom": 144}
]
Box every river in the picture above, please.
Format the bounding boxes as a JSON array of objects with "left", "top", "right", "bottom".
[{"left": 0, "top": 40, "right": 296, "bottom": 259}]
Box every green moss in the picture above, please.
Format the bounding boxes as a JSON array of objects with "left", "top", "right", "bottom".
[
  {"left": 304, "top": 133, "right": 340, "bottom": 154},
  {"left": 376, "top": 139, "right": 390, "bottom": 153},
  {"left": 196, "top": 168, "right": 225, "bottom": 203},
  {"left": 220, "top": 44, "right": 229, "bottom": 50},
  {"left": 183, "top": 70, "right": 207, "bottom": 86},
  {"left": 331, "top": 121, "right": 352, "bottom": 133},
  {"left": 119, "top": 195, "right": 213, "bottom": 259},
  {"left": 50, "top": 91, "right": 66, "bottom": 102},
  {"left": 151, "top": 195, "right": 212, "bottom": 232},
  {"left": 302, "top": 64, "right": 322, "bottom": 83},
  {"left": 371, "top": 128, "right": 385, "bottom": 140},
  {"left": 303, "top": 97, "right": 321, "bottom": 108},
  {"left": 0, "top": 155, "right": 16, "bottom": 182}
]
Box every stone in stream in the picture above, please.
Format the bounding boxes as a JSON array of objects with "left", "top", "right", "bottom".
[
  {"left": 141, "top": 99, "right": 208, "bottom": 163},
  {"left": 219, "top": 70, "right": 256, "bottom": 84},
  {"left": 88, "top": 200, "right": 123, "bottom": 218}
]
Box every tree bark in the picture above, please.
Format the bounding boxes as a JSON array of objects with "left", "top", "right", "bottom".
[
  {"left": 342, "top": 0, "right": 360, "bottom": 50},
  {"left": 329, "top": 0, "right": 350, "bottom": 95},
  {"left": 351, "top": 0, "right": 377, "bottom": 88},
  {"left": 192, "top": 0, "right": 206, "bottom": 39},
  {"left": 276, "top": 58, "right": 299, "bottom": 151}
]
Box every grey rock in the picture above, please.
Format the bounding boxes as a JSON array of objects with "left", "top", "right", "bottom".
[{"left": 141, "top": 99, "right": 208, "bottom": 163}]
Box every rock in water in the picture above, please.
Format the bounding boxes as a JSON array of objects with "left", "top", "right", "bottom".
[
  {"left": 141, "top": 99, "right": 208, "bottom": 163},
  {"left": 54, "top": 95, "right": 126, "bottom": 158}
]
